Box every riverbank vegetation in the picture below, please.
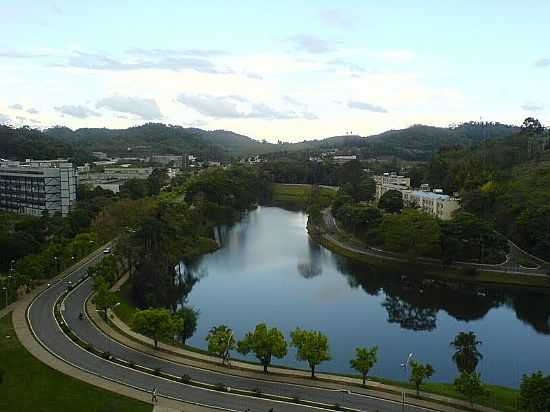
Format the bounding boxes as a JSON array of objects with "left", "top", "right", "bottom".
[
  {"left": 0, "top": 315, "right": 151, "bottom": 412},
  {"left": 409, "top": 118, "right": 550, "bottom": 261}
]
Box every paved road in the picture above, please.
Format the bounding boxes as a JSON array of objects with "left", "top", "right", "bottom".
[{"left": 27, "top": 252, "right": 434, "bottom": 412}]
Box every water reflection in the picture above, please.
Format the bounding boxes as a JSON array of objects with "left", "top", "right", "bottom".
[{"left": 181, "top": 205, "right": 550, "bottom": 385}]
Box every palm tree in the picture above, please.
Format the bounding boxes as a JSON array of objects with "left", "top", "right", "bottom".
[{"left": 450, "top": 331, "right": 483, "bottom": 373}]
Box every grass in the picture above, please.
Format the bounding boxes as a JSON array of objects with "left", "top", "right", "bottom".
[
  {"left": 272, "top": 183, "right": 336, "bottom": 207},
  {"left": 368, "top": 376, "right": 519, "bottom": 412},
  {"left": 0, "top": 315, "right": 151, "bottom": 412}
]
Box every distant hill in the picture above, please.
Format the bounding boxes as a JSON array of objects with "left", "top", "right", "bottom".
[
  {"left": 1, "top": 121, "right": 520, "bottom": 163},
  {"left": 289, "top": 122, "right": 519, "bottom": 160},
  {"left": 41, "top": 123, "right": 279, "bottom": 159}
]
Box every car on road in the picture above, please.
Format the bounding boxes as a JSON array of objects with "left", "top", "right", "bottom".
[{"left": 103, "top": 247, "right": 112, "bottom": 254}]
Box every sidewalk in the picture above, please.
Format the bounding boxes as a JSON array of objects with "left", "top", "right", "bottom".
[{"left": 98, "top": 276, "right": 494, "bottom": 412}]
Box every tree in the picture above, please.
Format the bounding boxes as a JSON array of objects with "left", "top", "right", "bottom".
[
  {"left": 356, "top": 177, "right": 376, "bottom": 202},
  {"left": 206, "top": 325, "right": 236, "bottom": 365},
  {"left": 454, "top": 372, "right": 485, "bottom": 408},
  {"left": 379, "top": 209, "right": 442, "bottom": 258},
  {"left": 450, "top": 331, "right": 483, "bottom": 374},
  {"left": 350, "top": 346, "right": 378, "bottom": 385},
  {"left": 378, "top": 190, "right": 403, "bottom": 213},
  {"left": 237, "top": 323, "right": 288, "bottom": 374},
  {"left": 409, "top": 360, "right": 434, "bottom": 397},
  {"left": 519, "top": 371, "right": 550, "bottom": 412},
  {"left": 132, "top": 308, "right": 180, "bottom": 348},
  {"left": 290, "top": 328, "right": 331, "bottom": 378},
  {"left": 174, "top": 306, "right": 199, "bottom": 345},
  {"left": 93, "top": 276, "right": 117, "bottom": 321}
]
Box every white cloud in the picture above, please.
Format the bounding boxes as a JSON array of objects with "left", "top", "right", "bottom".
[
  {"left": 96, "top": 95, "right": 162, "bottom": 120},
  {"left": 27, "top": 108, "right": 39, "bottom": 114},
  {"left": 286, "top": 34, "right": 335, "bottom": 54},
  {"left": 348, "top": 101, "right": 388, "bottom": 113},
  {"left": 9, "top": 103, "right": 23, "bottom": 110},
  {"left": 63, "top": 51, "right": 230, "bottom": 74},
  {"left": 534, "top": 58, "right": 550, "bottom": 68},
  {"left": 176, "top": 94, "right": 299, "bottom": 120},
  {"left": 521, "top": 103, "right": 543, "bottom": 112},
  {"left": 55, "top": 105, "right": 100, "bottom": 118}
]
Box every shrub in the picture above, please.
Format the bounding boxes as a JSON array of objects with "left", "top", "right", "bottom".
[{"left": 180, "top": 374, "right": 191, "bottom": 383}]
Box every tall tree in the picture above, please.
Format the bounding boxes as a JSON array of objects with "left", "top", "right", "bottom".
[
  {"left": 205, "top": 325, "right": 236, "bottom": 365},
  {"left": 93, "top": 275, "right": 117, "bottom": 321},
  {"left": 450, "top": 331, "right": 483, "bottom": 373},
  {"left": 290, "top": 328, "right": 331, "bottom": 378},
  {"left": 237, "top": 323, "right": 288, "bottom": 374},
  {"left": 454, "top": 372, "right": 485, "bottom": 408},
  {"left": 350, "top": 346, "right": 378, "bottom": 385},
  {"left": 132, "top": 308, "right": 180, "bottom": 348},
  {"left": 174, "top": 306, "right": 199, "bottom": 345},
  {"left": 409, "top": 360, "right": 435, "bottom": 397}
]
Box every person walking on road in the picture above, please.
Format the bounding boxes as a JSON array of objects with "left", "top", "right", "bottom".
[{"left": 151, "top": 387, "right": 158, "bottom": 403}]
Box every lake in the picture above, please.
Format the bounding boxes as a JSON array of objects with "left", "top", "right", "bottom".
[{"left": 181, "top": 206, "right": 550, "bottom": 387}]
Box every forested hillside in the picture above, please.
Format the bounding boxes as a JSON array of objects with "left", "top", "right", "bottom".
[
  {"left": 410, "top": 118, "right": 550, "bottom": 260},
  {"left": 0, "top": 125, "right": 93, "bottom": 164},
  {"left": 290, "top": 122, "right": 518, "bottom": 160},
  {"left": 1, "top": 121, "right": 520, "bottom": 163}
]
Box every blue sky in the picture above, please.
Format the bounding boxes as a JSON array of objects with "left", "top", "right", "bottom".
[{"left": 1, "top": 0, "right": 549, "bottom": 141}]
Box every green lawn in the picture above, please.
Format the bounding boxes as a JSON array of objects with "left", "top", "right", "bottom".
[
  {"left": 0, "top": 315, "right": 151, "bottom": 412},
  {"left": 272, "top": 183, "right": 336, "bottom": 207}
]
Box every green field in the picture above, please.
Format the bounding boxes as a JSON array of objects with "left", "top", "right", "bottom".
[
  {"left": 271, "top": 183, "right": 337, "bottom": 207},
  {"left": 0, "top": 315, "right": 151, "bottom": 412}
]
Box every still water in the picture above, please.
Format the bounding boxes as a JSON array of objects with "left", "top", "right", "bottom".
[{"left": 181, "top": 206, "right": 550, "bottom": 387}]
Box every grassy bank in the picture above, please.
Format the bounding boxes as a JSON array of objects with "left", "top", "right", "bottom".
[
  {"left": 271, "top": 183, "right": 336, "bottom": 207},
  {"left": 0, "top": 315, "right": 151, "bottom": 412},
  {"left": 319, "top": 228, "right": 550, "bottom": 289}
]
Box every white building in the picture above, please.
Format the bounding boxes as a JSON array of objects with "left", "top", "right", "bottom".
[
  {"left": 0, "top": 160, "right": 77, "bottom": 217},
  {"left": 149, "top": 155, "right": 184, "bottom": 167},
  {"left": 374, "top": 172, "right": 460, "bottom": 220},
  {"left": 333, "top": 155, "right": 357, "bottom": 164}
]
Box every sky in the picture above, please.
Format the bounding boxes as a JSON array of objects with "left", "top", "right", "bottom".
[{"left": 1, "top": 0, "right": 549, "bottom": 142}]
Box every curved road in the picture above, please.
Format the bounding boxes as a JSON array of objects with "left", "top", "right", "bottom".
[{"left": 27, "top": 252, "right": 435, "bottom": 412}]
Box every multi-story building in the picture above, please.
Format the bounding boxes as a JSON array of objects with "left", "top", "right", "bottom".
[
  {"left": 374, "top": 172, "right": 460, "bottom": 220},
  {"left": 149, "top": 155, "right": 184, "bottom": 167},
  {"left": 0, "top": 160, "right": 77, "bottom": 217},
  {"left": 374, "top": 173, "right": 411, "bottom": 199}
]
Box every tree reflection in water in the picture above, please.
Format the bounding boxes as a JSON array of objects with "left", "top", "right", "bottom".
[
  {"left": 332, "top": 255, "right": 550, "bottom": 334},
  {"left": 297, "top": 239, "right": 323, "bottom": 279}
]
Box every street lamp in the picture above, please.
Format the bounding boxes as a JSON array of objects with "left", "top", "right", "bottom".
[{"left": 400, "top": 353, "right": 415, "bottom": 412}]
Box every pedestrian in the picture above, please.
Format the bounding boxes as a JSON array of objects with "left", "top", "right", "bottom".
[{"left": 151, "top": 387, "right": 158, "bottom": 403}]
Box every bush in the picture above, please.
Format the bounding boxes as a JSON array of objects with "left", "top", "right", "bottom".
[
  {"left": 102, "top": 351, "right": 111, "bottom": 360},
  {"left": 180, "top": 374, "right": 191, "bottom": 383}
]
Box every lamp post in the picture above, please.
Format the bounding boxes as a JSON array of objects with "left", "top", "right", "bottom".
[{"left": 400, "top": 352, "right": 415, "bottom": 412}]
